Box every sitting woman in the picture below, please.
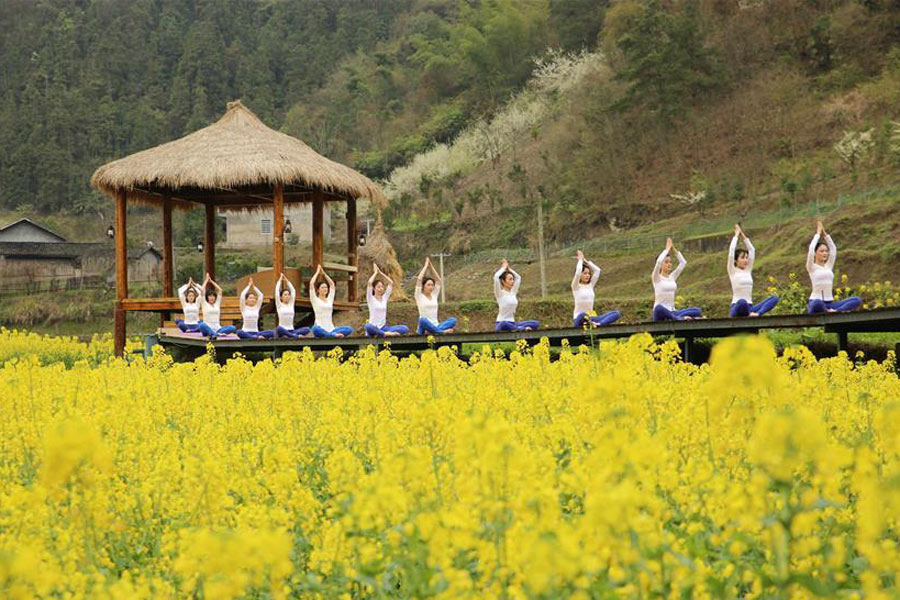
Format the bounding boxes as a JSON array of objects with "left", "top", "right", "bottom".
[
  {"left": 415, "top": 257, "right": 457, "bottom": 335},
  {"left": 572, "top": 250, "right": 621, "bottom": 328},
  {"left": 273, "top": 273, "right": 310, "bottom": 338},
  {"left": 651, "top": 238, "right": 702, "bottom": 321},
  {"left": 175, "top": 276, "right": 204, "bottom": 333},
  {"left": 493, "top": 259, "right": 539, "bottom": 332},
  {"left": 728, "top": 224, "right": 779, "bottom": 317},
  {"left": 364, "top": 264, "right": 409, "bottom": 337},
  {"left": 198, "top": 274, "right": 237, "bottom": 338},
  {"left": 310, "top": 265, "right": 354, "bottom": 338},
  {"left": 807, "top": 220, "right": 862, "bottom": 314},
  {"left": 236, "top": 277, "right": 274, "bottom": 339}
]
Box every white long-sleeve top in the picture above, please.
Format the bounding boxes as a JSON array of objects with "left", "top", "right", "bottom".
[
  {"left": 727, "top": 235, "right": 756, "bottom": 304},
  {"left": 494, "top": 267, "right": 521, "bottom": 322},
  {"left": 239, "top": 283, "right": 263, "bottom": 332},
  {"left": 415, "top": 280, "right": 441, "bottom": 325},
  {"left": 200, "top": 284, "right": 222, "bottom": 330},
  {"left": 651, "top": 249, "right": 686, "bottom": 310},
  {"left": 571, "top": 259, "right": 601, "bottom": 318},
  {"left": 366, "top": 283, "right": 393, "bottom": 328},
  {"left": 274, "top": 279, "right": 296, "bottom": 329},
  {"left": 807, "top": 234, "right": 837, "bottom": 301},
  {"left": 177, "top": 283, "right": 201, "bottom": 325},
  {"left": 311, "top": 285, "right": 336, "bottom": 331}
]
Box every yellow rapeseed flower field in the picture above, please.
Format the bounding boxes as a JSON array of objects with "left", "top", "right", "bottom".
[{"left": 0, "top": 329, "right": 898, "bottom": 599}]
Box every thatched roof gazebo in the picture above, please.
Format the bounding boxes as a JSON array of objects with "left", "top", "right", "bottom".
[{"left": 92, "top": 100, "right": 385, "bottom": 356}]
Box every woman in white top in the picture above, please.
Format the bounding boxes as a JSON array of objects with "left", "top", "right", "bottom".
[
  {"left": 175, "top": 277, "right": 204, "bottom": 333},
  {"left": 651, "top": 238, "right": 702, "bottom": 321},
  {"left": 493, "top": 259, "right": 539, "bottom": 332},
  {"left": 273, "top": 273, "right": 310, "bottom": 338},
  {"left": 415, "top": 257, "right": 457, "bottom": 335},
  {"left": 806, "top": 220, "right": 861, "bottom": 314},
  {"left": 728, "top": 224, "right": 779, "bottom": 317},
  {"left": 310, "top": 265, "right": 354, "bottom": 338},
  {"left": 198, "top": 274, "right": 237, "bottom": 338},
  {"left": 364, "top": 263, "right": 409, "bottom": 337},
  {"left": 235, "top": 277, "right": 274, "bottom": 339},
  {"left": 571, "top": 250, "right": 621, "bottom": 328}
]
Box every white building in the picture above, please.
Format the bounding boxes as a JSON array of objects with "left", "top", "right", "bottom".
[{"left": 222, "top": 204, "right": 331, "bottom": 247}]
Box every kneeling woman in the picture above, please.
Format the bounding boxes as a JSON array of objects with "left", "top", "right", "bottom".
[
  {"left": 199, "top": 274, "right": 237, "bottom": 338},
  {"left": 236, "top": 278, "right": 274, "bottom": 339},
  {"left": 415, "top": 257, "right": 457, "bottom": 335},
  {"left": 651, "top": 238, "right": 702, "bottom": 321},
  {"left": 493, "top": 260, "right": 540, "bottom": 332},
  {"left": 572, "top": 250, "right": 620, "bottom": 327},
  {"left": 807, "top": 221, "right": 862, "bottom": 314},
  {"left": 728, "top": 224, "right": 779, "bottom": 317},
  {"left": 274, "top": 273, "right": 310, "bottom": 338},
  {"left": 364, "top": 264, "right": 409, "bottom": 337},
  {"left": 311, "top": 265, "right": 354, "bottom": 338},
  {"left": 175, "top": 277, "right": 204, "bottom": 333}
]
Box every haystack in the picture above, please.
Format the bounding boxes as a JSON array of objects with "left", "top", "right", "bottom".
[{"left": 359, "top": 222, "right": 408, "bottom": 301}]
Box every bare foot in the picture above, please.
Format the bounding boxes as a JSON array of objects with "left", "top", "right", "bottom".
[
  {"left": 749, "top": 312, "right": 759, "bottom": 317},
  {"left": 444, "top": 328, "right": 455, "bottom": 334},
  {"left": 335, "top": 333, "right": 345, "bottom": 338},
  {"left": 523, "top": 327, "right": 533, "bottom": 331},
  {"left": 385, "top": 331, "right": 400, "bottom": 336},
  {"left": 826, "top": 308, "right": 837, "bottom": 313},
  {"left": 682, "top": 316, "right": 694, "bottom": 321}
]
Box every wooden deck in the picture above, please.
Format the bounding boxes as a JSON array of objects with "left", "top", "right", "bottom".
[{"left": 151, "top": 308, "right": 900, "bottom": 362}]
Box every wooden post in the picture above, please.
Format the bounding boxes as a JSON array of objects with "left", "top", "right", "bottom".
[
  {"left": 312, "top": 192, "right": 324, "bottom": 270},
  {"left": 346, "top": 197, "right": 358, "bottom": 303},
  {"left": 273, "top": 183, "right": 285, "bottom": 278},
  {"left": 114, "top": 189, "right": 128, "bottom": 357},
  {"left": 161, "top": 193, "right": 174, "bottom": 327},
  {"left": 204, "top": 202, "right": 216, "bottom": 280},
  {"left": 162, "top": 193, "right": 174, "bottom": 296}
]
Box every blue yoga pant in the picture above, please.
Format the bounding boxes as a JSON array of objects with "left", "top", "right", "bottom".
[
  {"left": 312, "top": 325, "right": 354, "bottom": 338},
  {"left": 652, "top": 305, "right": 702, "bottom": 322},
  {"left": 176, "top": 319, "right": 235, "bottom": 337},
  {"left": 417, "top": 317, "right": 457, "bottom": 335},
  {"left": 275, "top": 326, "right": 310, "bottom": 338},
  {"left": 573, "top": 311, "right": 621, "bottom": 328},
  {"left": 236, "top": 330, "right": 275, "bottom": 340},
  {"left": 808, "top": 297, "right": 862, "bottom": 314},
  {"left": 494, "top": 320, "right": 540, "bottom": 332},
  {"left": 364, "top": 323, "right": 410, "bottom": 337},
  {"left": 730, "top": 295, "right": 780, "bottom": 317}
]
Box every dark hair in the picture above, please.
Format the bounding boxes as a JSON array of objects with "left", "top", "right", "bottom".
[
  {"left": 316, "top": 280, "right": 330, "bottom": 294},
  {"left": 501, "top": 270, "right": 514, "bottom": 282},
  {"left": 815, "top": 241, "right": 829, "bottom": 252},
  {"left": 185, "top": 288, "right": 198, "bottom": 302},
  {"left": 280, "top": 287, "right": 292, "bottom": 298},
  {"left": 734, "top": 248, "right": 749, "bottom": 263},
  {"left": 372, "top": 279, "right": 385, "bottom": 292},
  {"left": 205, "top": 290, "right": 217, "bottom": 303},
  {"left": 423, "top": 276, "right": 435, "bottom": 287}
]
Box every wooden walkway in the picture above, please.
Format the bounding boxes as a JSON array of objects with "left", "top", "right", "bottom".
[{"left": 151, "top": 308, "right": 900, "bottom": 362}]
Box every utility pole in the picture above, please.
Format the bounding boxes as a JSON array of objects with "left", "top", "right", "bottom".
[
  {"left": 537, "top": 198, "right": 546, "bottom": 298},
  {"left": 432, "top": 252, "right": 451, "bottom": 303}
]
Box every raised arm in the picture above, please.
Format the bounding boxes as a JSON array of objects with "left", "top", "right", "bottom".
[
  {"left": 744, "top": 235, "right": 756, "bottom": 271},
  {"left": 415, "top": 260, "right": 429, "bottom": 297},
  {"left": 239, "top": 282, "right": 251, "bottom": 312},
  {"left": 671, "top": 250, "right": 687, "bottom": 280},
  {"left": 727, "top": 234, "right": 738, "bottom": 276},
  {"left": 208, "top": 278, "right": 223, "bottom": 308},
  {"left": 493, "top": 265, "right": 505, "bottom": 300},
  {"left": 178, "top": 281, "right": 190, "bottom": 303},
  {"left": 824, "top": 234, "right": 836, "bottom": 270},
  {"left": 585, "top": 260, "right": 601, "bottom": 288},
  {"left": 806, "top": 233, "right": 820, "bottom": 273},
  {"left": 508, "top": 267, "right": 522, "bottom": 295},
  {"left": 572, "top": 258, "right": 584, "bottom": 292},
  {"left": 274, "top": 276, "right": 283, "bottom": 308},
  {"left": 652, "top": 249, "right": 669, "bottom": 283}
]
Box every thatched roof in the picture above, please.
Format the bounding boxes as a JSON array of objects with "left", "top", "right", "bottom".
[{"left": 91, "top": 100, "right": 385, "bottom": 207}]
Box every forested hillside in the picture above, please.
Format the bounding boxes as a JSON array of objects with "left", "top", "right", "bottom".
[{"left": 0, "top": 0, "right": 598, "bottom": 213}]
